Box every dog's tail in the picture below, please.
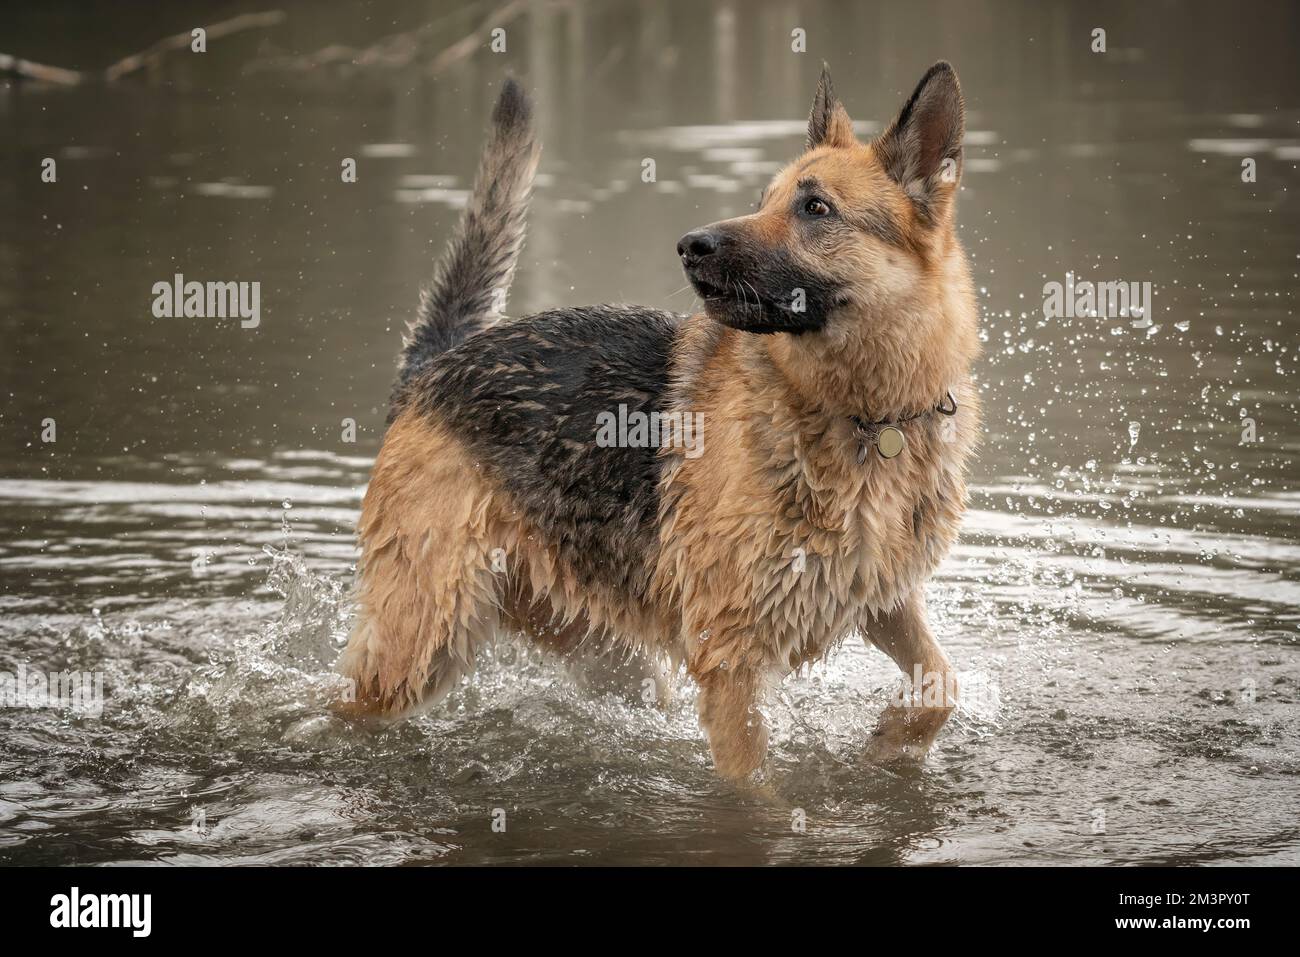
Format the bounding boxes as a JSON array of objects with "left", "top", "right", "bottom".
[{"left": 391, "top": 77, "right": 540, "bottom": 410}]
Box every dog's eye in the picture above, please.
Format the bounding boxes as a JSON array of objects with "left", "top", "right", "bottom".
[{"left": 804, "top": 198, "right": 831, "bottom": 217}]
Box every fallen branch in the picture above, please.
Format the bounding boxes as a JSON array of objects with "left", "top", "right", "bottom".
[
  {"left": 241, "top": 0, "right": 537, "bottom": 77},
  {"left": 239, "top": 0, "right": 506, "bottom": 76},
  {"left": 428, "top": 0, "right": 529, "bottom": 75},
  {"left": 1, "top": 10, "right": 286, "bottom": 87},
  {"left": 104, "top": 10, "right": 286, "bottom": 82},
  {"left": 3, "top": 1, "right": 552, "bottom": 89},
  {"left": 0, "top": 52, "right": 83, "bottom": 86}
]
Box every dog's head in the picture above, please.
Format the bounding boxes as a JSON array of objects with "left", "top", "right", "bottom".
[{"left": 677, "top": 62, "right": 966, "bottom": 337}]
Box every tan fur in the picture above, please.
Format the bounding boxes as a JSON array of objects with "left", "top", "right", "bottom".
[
  {"left": 339, "top": 67, "right": 980, "bottom": 781},
  {"left": 339, "top": 413, "right": 678, "bottom": 718},
  {"left": 645, "top": 121, "right": 980, "bottom": 774}
]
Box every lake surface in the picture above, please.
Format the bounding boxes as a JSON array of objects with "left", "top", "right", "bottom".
[{"left": 1, "top": 0, "right": 1297, "bottom": 865}]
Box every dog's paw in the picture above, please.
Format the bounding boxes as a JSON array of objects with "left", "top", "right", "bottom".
[
  {"left": 863, "top": 730, "right": 929, "bottom": 765},
  {"left": 863, "top": 705, "right": 947, "bottom": 764}
]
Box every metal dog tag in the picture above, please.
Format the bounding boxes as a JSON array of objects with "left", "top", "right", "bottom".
[{"left": 876, "top": 426, "right": 905, "bottom": 459}]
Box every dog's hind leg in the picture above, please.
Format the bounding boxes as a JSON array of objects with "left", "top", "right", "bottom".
[
  {"left": 336, "top": 413, "right": 502, "bottom": 718},
  {"left": 861, "top": 590, "right": 958, "bottom": 761}
]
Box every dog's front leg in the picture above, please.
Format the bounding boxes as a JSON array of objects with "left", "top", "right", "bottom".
[
  {"left": 696, "top": 666, "right": 768, "bottom": 780},
  {"left": 692, "top": 656, "right": 771, "bottom": 782},
  {"left": 861, "top": 591, "right": 958, "bottom": 762}
]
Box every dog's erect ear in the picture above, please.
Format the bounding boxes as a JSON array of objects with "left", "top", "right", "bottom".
[
  {"left": 874, "top": 61, "right": 965, "bottom": 221},
  {"left": 806, "top": 64, "right": 856, "bottom": 150}
]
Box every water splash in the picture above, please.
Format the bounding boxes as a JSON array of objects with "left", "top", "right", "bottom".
[{"left": 177, "top": 547, "right": 353, "bottom": 737}]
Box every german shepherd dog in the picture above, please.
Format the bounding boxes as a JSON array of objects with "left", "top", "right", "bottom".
[{"left": 338, "top": 62, "right": 979, "bottom": 781}]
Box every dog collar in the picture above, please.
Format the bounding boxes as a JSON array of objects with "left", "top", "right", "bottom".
[{"left": 850, "top": 390, "right": 957, "bottom": 462}]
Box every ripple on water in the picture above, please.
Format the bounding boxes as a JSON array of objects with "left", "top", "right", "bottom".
[{"left": 0, "top": 456, "right": 1297, "bottom": 864}]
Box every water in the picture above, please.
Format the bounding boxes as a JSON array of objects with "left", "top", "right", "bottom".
[{"left": 2, "top": 0, "right": 1298, "bottom": 865}]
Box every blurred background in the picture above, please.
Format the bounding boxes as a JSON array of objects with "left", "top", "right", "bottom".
[
  {"left": 3, "top": 0, "right": 1298, "bottom": 485},
  {"left": 0, "top": 1, "right": 1296, "bottom": 865}
]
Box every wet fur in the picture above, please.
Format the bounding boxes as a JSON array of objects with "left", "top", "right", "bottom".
[{"left": 339, "top": 65, "right": 981, "bottom": 780}]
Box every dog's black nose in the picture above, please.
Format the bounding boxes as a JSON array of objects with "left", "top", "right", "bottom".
[{"left": 677, "top": 230, "right": 719, "bottom": 263}]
